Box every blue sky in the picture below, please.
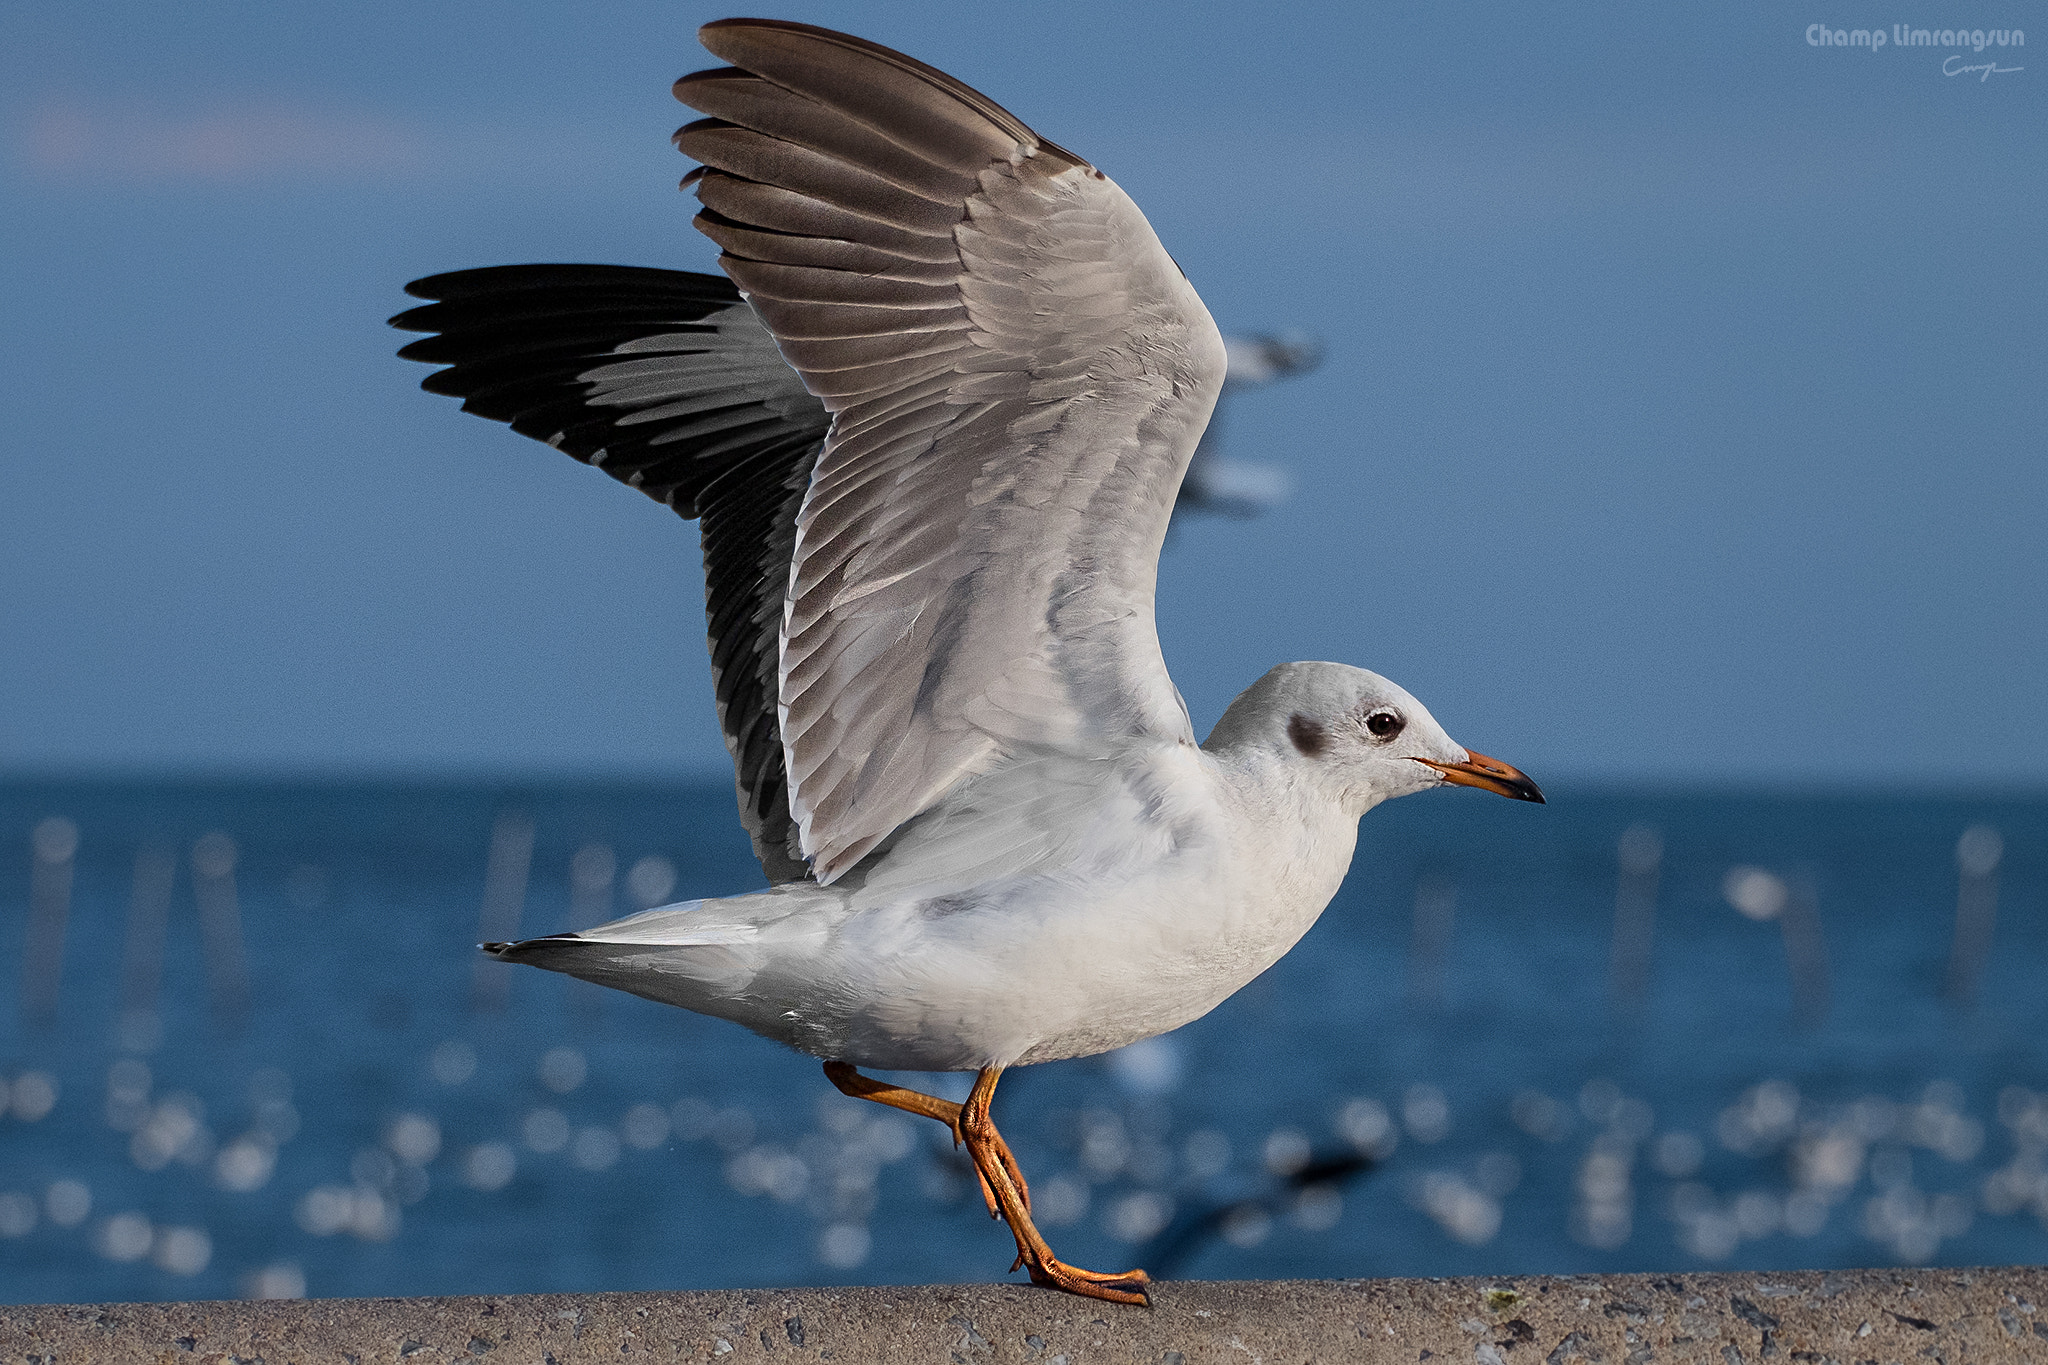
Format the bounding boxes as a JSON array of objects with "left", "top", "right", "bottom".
[{"left": 2, "top": 2, "right": 2040, "bottom": 784}]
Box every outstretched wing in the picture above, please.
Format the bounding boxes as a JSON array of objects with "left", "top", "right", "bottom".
[
  {"left": 391, "top": 264, "right": 826, "bottom": 881},
  {"left": 675, "top": 20, "right": 1228, "bottom": 882}
]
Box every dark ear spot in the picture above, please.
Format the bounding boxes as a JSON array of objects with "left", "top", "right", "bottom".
[{"left": 1287, "top": 713, "right": 1328, "bottom": 757}]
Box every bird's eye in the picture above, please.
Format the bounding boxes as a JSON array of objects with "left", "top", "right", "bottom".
[{"left": 1365, "top": 710, "right": 1404, "bottom": 740}]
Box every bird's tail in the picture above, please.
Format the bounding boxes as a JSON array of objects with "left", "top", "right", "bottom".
[{"left": 479, "top": 891, "right": 831, "bottom": 1016}]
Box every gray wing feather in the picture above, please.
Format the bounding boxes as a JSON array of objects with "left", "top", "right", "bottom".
[{"left": 676, "top": 19, "right": 1228, "bottom": 883}]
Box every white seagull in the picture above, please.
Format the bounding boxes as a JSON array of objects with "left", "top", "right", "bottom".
[{"left": 394, "top": 18, "right": 1543, "bottom": 1305}]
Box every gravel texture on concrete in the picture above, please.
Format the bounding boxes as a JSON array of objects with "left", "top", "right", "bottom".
[{"left": 5, "top": 1268, "right": 2046, "bottom": 1364}]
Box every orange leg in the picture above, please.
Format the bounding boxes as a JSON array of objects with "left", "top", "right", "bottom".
[
  {"left": 822, "top": 1061, "right": 1152, "bottom": 1306},
  {"left": 822, "top": 1061, "right": 1026, "bottom": 1219}
]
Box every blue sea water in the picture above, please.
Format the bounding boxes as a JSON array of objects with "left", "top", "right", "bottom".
[{"left": 1, "top": 778, "right": 2044, "bottom": 1306}]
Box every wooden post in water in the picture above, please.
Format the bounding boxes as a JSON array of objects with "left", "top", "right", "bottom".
[
  {"left": 1608, "top": 825, "right": 1662, "bottom": 1012},
  {"left": 471, "top": 811, "right": 534, "bottom": 1013},
  {"left": 21, "top": 817, "right": 79, "bottom": 1030},
  {"left": 1779, "top": 872, "right": 1831, "bottom": 1029},
  {"left": 567, "top": 842, "right": 615, "bottom": 1024},
  {"left": 117, "top": 843, "right": 177, "bottom": 1052},
  {"left": 192, "top": 831, "right": 250, "bottom": 1033},
  {"left": 1723, "top": 864, "right": 1829, "bottom": 1029},
  {"left": 1942, "top": 824, "right": 2002, "bottom": 1006}
]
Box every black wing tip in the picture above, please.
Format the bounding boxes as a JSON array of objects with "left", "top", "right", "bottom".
[
  {"left": 400, "top": 262, "right": 638, "bottom": 300},
  {"left": 396, "top": 263, "right": 741, "bottom": 309},
  {"left": 388, "top": 263, "right": 746, "bottom": 351},
  {"left": 483, "top": 933, "right": 586, "bottom": 961}
]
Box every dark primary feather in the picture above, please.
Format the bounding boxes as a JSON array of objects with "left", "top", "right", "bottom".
[
  {"left": 391, "top": 263, "right": 823, "bottom": 882},
  {"left": 390, "top": 263, "right": 825, "bottom": 517},
  {"left": 696, "top": 435, "right": 816, "bottom": 882}
]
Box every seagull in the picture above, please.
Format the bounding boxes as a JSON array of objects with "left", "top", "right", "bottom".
[
  {"left": 1175, "top": 331, "right": 1321, "bottom": 520},
  {"left": 393, "top": 18, "right": 1543, "bottom": 1305}
]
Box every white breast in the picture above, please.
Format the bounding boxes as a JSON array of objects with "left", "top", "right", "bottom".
[{"left": 755, "top": 741, "right": 1360, "bottom": 1070}]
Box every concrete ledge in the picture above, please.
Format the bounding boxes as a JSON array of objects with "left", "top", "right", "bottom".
[{"left": 5, "top": 1269, "right": 2045, "bottom": 1364}]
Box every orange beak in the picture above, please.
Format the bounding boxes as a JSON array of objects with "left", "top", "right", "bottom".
[{"left": 1412, "top": 750, "right": 1545, "bottom": 804}]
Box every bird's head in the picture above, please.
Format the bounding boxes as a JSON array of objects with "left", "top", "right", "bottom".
[{"left": 1206, "top": 661, "right": 1544, "bottom": 815}]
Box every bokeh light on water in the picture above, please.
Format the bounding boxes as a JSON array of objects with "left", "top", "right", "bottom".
[{"left": 0, "top": 778, "right": 2043, "bottom": 1303}]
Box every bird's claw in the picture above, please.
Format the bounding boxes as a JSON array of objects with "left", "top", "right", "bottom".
[{"left": 1024, "top": 1258, "right": 1152, "bottom": 1306}]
